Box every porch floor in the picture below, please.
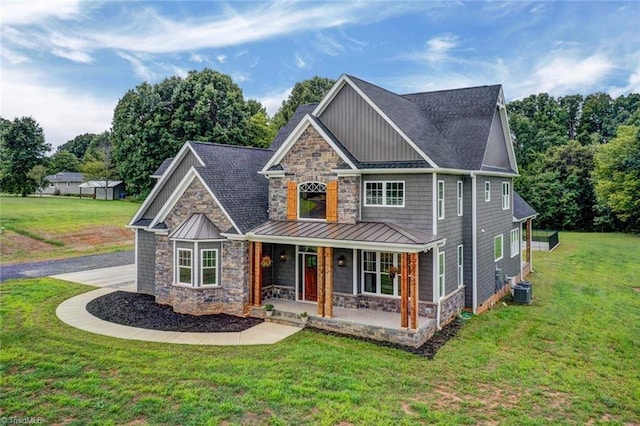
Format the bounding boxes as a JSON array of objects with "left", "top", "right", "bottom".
[{"left": 264, "top": 298, "right": 434, "bottom": 331}]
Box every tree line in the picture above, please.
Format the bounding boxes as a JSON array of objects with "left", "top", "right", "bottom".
[{"left": 1, "top": 68, "right": 638, "bottom": 231}]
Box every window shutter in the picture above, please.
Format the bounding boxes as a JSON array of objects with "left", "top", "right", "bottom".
[
  {"left": 326, "top": 180, "right": 338, "bottom": 222},
  {"left": 287, "top": 181, "right": 297, "bottom": 220}
]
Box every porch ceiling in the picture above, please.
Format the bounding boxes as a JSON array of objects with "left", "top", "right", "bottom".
[{"left": 247, "top": 220, "right": 444, "bottom": 252}]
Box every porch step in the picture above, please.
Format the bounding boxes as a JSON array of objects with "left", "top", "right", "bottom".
[{"left": 265, "top": 311, "right": 309, "bottom": 328}]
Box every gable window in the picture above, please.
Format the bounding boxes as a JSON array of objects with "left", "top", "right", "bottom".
[
  {"left": 438, "top": 251, "right": 446, "bottom": 298},
  {"left": 485, "top": 181, "right": 491, "bottom": 202},
  {"left": 362, "top": 251, "right": 403, "bottom": 296},
  {"left": 510, "top": 228, "right": 520, "bottom": 258},
  {"left": 299, "top": 182, "right": 326, "bottom": 219},
  {"left": 364, "top": 181, "right": 404, "bottom": 207},
  {"left": 502, "top": 182, "right": 510, "bottom": 210},
  {"left": 457, "top": 245, "right": 464, "bottom": 288},
  {"left": 494, "top": 234, "right": 503, "bottom": 262},
  {"left": 177, "top": 248, "right": 192, "bottom": 284},
  {"left": 201, "top": 249, "right": 218, "bottom": 286},
  {"left": 437, "top": 180, "right": 445, "bottom": 220},
  {"left": 457, "top": 181, "right": 463, "bottom": 216}
]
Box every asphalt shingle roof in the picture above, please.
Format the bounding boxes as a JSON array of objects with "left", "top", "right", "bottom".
[
  {"left": 45, "top": 172, "right": 84, "bottom": 182},
  {"left": 152, "top": 158, "right": 174, "bottom": 177},
  {"left": 188, "top": 142, "right": 272, "bottom": 233},
  {"left": 514, "top": 192, "right": 538, "bottom": 221},
  {"left": 268, "top": 103, "right": 317, "bottom": 152}
]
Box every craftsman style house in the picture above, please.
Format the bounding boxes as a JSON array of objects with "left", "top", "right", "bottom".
[{"left": 129, "top": 74, "right": 536, "bottom": 347}]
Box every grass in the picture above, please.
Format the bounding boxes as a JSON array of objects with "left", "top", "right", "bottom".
[
  {"left": 1, "top": 232, "right": 639, "bottom": 424},
  {"left": 0, "top": 195, "right": 140, "bottom": 263}
]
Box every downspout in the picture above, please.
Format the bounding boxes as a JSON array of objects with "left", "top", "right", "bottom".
[
  {"left": 432, "top": 173, "right": 441, "bottom": 329},
  {"left": 471, "top": 172, "right": 478, "bottom": 313}
]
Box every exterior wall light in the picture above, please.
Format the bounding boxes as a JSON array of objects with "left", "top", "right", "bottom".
[
  {"left": 279, "top": 250, "right": 287, "bottom": 262},
  {"left": 337, "top": 255, "right": 347, "bottom": 267}
]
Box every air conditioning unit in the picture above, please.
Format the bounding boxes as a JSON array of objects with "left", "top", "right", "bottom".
[{"left": 513, "top": 285, "right": 531, "bottom": 304}]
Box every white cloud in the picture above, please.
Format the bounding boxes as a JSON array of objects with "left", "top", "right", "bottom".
[
  {"left": 295, "top": 54, "right": 308, "bottom": 69},
  {"left": 1, "top": 69, "right": 115, "bottom": 149},
  {"left": 232, "top": 72, "right": 251, "bottom": 83},
  {"left": 189, "top": 53, "right": 205, "bottom": 63},
  {"left": 1, "top": 0, "right": 82, "bottom": 25},
  {"left": 525, "top": 53, "right": 614, "bottom": 94},
  {"left": 255, "top": 87, "right": 293, "bottom": 116},
  {"left": 1, "top": 48, "right": 30, "bottom": 65},
  {"left": 51, "top": 48, "right": 93, "bottom": 64},
  {"left": 216, "top": 54, "right": 227, "bottom": 63},
  {"left": 116, "top": 52, "right": 159, "bottom": 82},
  {"left": 314, "top": 33, "right": 346, "bottom": 56}
]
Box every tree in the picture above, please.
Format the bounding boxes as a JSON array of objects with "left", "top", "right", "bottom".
[
  {"left": 593, "top": 125, "right": 640, "bottom": 231},
  {"left": 0, "top": 116, "right": 51, "bottom": 196},
  {"left": 271, "top": 76, "right": 335, "bottom": 131},
  {"left": 27, "top": 165, "right": 48, "bottom": 196},
  {"left": 246, "top": 100, "right": 277, "bottom": 148},
  {"left": 57, "top": 133, "right": 95, "bottom": 159},
  {"left": 515, "top": 141, "right": 596, "bottom": 230},
  {"left": 48, "top": 150, "right": 81, "bottom": 174},
  {"left": 111, "top": 69, "right": 267, "bottom": 197},
  {"left": 577, "top": 92, "right": 615, "bottom": 143},
  {"left": 82, "top": 132, "right": 118, "bottom": 200}
]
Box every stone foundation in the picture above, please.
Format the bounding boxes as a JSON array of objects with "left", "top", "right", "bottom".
[
  {"left": 261, "top": 285, "right": 296, "bottom": 300},
  {"left": 331, "top": 293, "right": 437, "bottom": 318},
  {"left": 439, "top": 287, "right": 465, "bottom": 327}
]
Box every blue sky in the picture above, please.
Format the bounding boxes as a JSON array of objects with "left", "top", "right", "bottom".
[{"left": 1, "top": 1, "right": 639, "bottom": 149}]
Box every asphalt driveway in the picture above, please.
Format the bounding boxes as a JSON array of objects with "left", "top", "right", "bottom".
[{"left": 0, "top": 251, "right": 134, "bottom": 282}]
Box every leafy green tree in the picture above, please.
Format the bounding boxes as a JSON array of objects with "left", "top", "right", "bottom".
[
  {"left": 112, "top": 69, "right": 269, "bottom": 197},
  {"left": 82, "top": 135, "right": 119, "bottom": 200},
  {"left": 577, "top": 92, "right": 615, "bottom": 143},
  {"left": 48, "top": 150, "right": 81, "bottom": 174},
  {"left": 246, "top": 100, "right": 276, "bottom": 148},
  {"left": 271, "top": 76, "right": 335, "bottom": 132},
  {"left": 57, "top": 133, "right": 95, "bottom": 159},
  {"left": 0, "top": 116, "right": 51, "bottom": 196},
  {"left": 27, "top": 165, "right": 48, "bottom": 196},
  {"left": 515, "top": 141, "right": 596, "bottom": 230},
  {"left": 593, "top": 125, "right": 640, "bottom": 231}
]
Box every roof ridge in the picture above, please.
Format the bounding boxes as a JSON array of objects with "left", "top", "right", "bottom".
[
  {"left": 401, "top": 84, "right": 501, "bottom": 97},
  {"left": 188, "top": 141, "right": 272, "bottom": 152}
]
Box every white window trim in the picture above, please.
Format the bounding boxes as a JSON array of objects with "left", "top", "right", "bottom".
[
  {"left": 363, "top": 181, "right": 405, "bottom": 208},
  {"left": 438, "top": 251, "right": 446, "bottom": 299},
  {"left": 200, "top": 248, "right": 219, "bottom": 286},
  {"left": 457, "top": 244, "right": 464, "bottom": 288},
  {"left": 361, "top": 251, "right": 403, "bottom": 297},
  {"left": 502, "top": 182, "right": 510, "bottom": 210},
  {"left": 510, "top": 228, "right": 520, "bottom": 258},
  {"left": 298, "top": 181, "right": 327, "bottom": 221},
  {"left": 176, "top": 248, "right": 193, "bottom": 285},
  {"left": 494, "top": 234, "right": 504, "bottom": 262},
  {"left": 437, "top": 180, "right": 445, "bottom": 220},
  {"left": 457, "top": 180, "right": 463, "bottom": 216},
  {"left": 485, "top": 181, "right": 491, "bottom": 202}
]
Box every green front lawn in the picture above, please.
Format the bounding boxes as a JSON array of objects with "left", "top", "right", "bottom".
[
  {"left": 0, "top": 196, "right": 140, "bottom": 263},
  {"left": 1, "top": 233, "right": 639, "bottom": 424}
]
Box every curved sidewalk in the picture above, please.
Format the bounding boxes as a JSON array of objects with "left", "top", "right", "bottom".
[{"left": 54, "top": 267, "right": 301, "bottom": 345}]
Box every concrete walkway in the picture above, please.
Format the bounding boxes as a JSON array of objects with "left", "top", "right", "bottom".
[{"left": 53, "top": 266, "right": 301, "bottom": 345}]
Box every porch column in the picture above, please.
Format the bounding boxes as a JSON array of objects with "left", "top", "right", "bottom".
[
  {"left": 324, "top": 247, "right": 333, "bottom": 318},
  {"left": 248, "top": 241, "right": 254, "bottom": 307},
  {"left": 410, "top": 253, "right": 419, "bottom": 330},
  {"left": 317, "top": 247, "right": 325, "bottom": 316},
  {"left": 526, "top": 219, "right": 532, "bottom": 265},
  {"left": 400, "top": 252, "right": 409, "bottom": 328},
  {"left": 253, "top": 241, "right": 262, "bottom": 306}
]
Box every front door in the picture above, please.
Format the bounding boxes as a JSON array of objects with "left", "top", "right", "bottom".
[{"left": 302, "top": 253, "right": 318, "bottom": 301}]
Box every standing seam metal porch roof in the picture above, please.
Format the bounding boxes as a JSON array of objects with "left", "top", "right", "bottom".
[{"left": 248, "top": 220, "right": 444, "bottom": 250}]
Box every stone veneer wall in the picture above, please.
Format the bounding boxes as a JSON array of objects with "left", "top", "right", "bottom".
[
  {"left": 439, "top": 287, "right": 465, "bottom": 326},
  {"left": 155, "top": 178, "right": 248, "bottom": 316},
  {"left": 269, "top": 125, "right": 360, "bottom": 223},
  {"left": 261, "top": 285, "right": 297, "bottom": 300}
]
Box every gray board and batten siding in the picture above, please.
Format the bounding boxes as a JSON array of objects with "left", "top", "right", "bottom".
[
  {"left": 136, "top": 229, "right": 156, "bottom": 295},
  {"left": 142, "top": 150, "right": 201, "bottom": 220},
  {"left": 319, "top": 83, "right": 423, "bottom": 163}
]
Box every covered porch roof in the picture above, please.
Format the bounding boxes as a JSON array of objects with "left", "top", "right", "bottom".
[{"left": 247, "top": 220, "right": 445, "bottom": 252}]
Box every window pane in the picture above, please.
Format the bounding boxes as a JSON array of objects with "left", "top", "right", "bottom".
[
  {"left": 386, "top": 182, "right": 404, "bottom": 205},
  {"left": 363, "top": 251, "right": 376, "bottom": 272},
  {"left": 299, "top": 191, "right": 326, "bottom": 219},
  {"left": 179, "top": 266, "right": 191, "bottom": 283},
  {"left": 202, "top": 268, "right": 216, "bottom": 285},
  {"left": 366, "top": 182, "right": 383, "bottom": 205},
  {"left": 381, "top": 274, "right": 393, "bottom": 295},
  {"left": 364, "top": 273, "right": 376, "bottom": 293}
]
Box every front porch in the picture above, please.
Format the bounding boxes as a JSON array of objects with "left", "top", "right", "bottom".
[{"left": 251, "top": 299, "right": 438, "bottom": 348}]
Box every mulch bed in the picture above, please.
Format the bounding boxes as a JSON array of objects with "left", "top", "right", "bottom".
[
  {"left": 86, "top": 290, "right": 464, "bottom": 357},
  {"left": 86, "top": 291, "right": 263, "bottom": 332},
  {"left": 308, "top": 318, "right": 465, "bottom": 359}
]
